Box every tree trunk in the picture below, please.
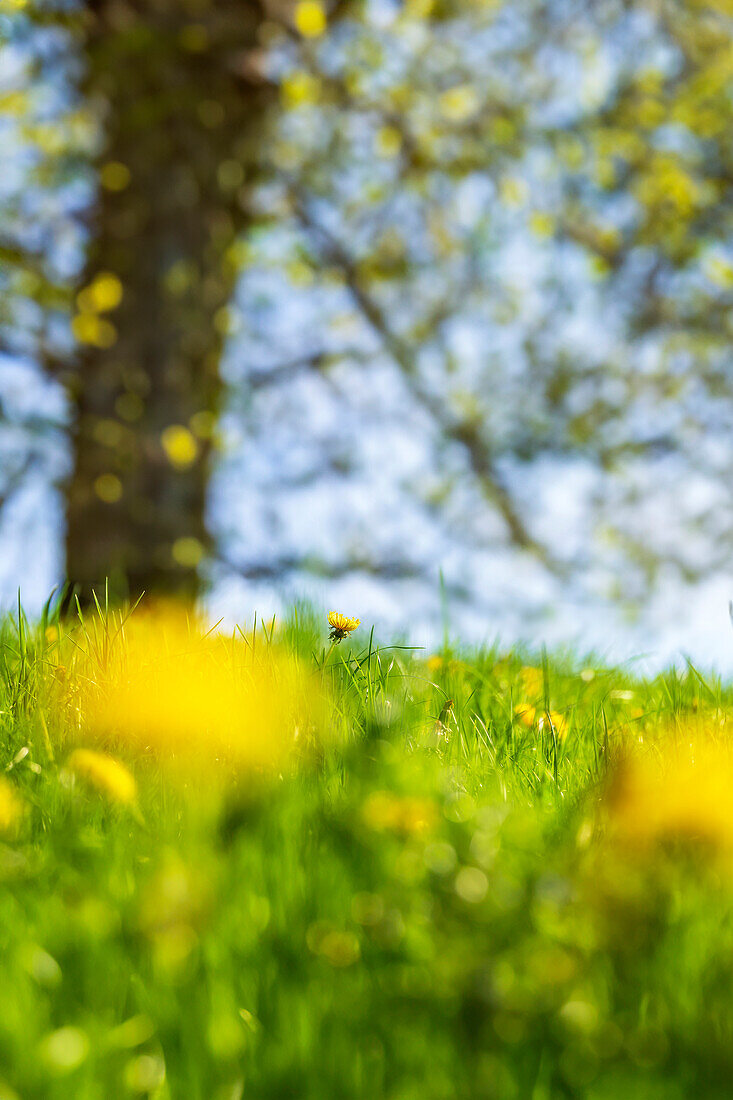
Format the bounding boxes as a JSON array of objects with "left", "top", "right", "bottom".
[{"left": 64, "top": 0, "right": 272, "bottom": 602}]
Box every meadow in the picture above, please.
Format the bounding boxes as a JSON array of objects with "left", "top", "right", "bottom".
[{"left": 1, "top": 599, "right": 733, "bottom": 1099}]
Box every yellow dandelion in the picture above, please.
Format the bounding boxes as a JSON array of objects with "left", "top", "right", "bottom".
[
  {"left": 606, "top": 741, "right": 733, "bottom": 854},
  {"left": 68, "top": 749, "right": 137, "bottom": 806},
  {"left": 519, "top": 665, "right": 543, "bottom": 696},
  {"left": 361, "top": 791, "right": 437, "bottom": 837},
  {"left": 539, "top": 710, "right": 568, "bottom": 740},
  {"left": 327, "top": 611, "right": 361, "bottom": 642},
  {"left": 0, "top": 777, "right": 24, "bottom": 835},
  {"left": 294, "top": 0, "right": 327, "bottom": 37},
  {"left": 514, "top": 703, "right": 536, "bottom": 728},
  {"left": 72, "top": 604, "right": 333, "bottom": 781}
]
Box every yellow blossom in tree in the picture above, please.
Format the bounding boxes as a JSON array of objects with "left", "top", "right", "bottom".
[
  {"left": 161, "top": 425, "right": 199, "bottom": 469},
  {"left": 71, "top": 313, "right": 117, "bottom": 348},
  {"left": 76, "top": 272, "right": 123, "bottom": 314},
  {"left": 294, "top": 0, "right": 326, "bottom": 38},
  {"left": 327, "top": 611, "right": 361, "bottom": 642},
  {"left": 438, "top": 84, "right": 479, "bottom": 122},
  {"left": 375, "top": 125, "right": 403, "bottom": 158},
  {"left": 499, "top": 176, "right": 528, "bottom": 206},
  {"left": 705, "top": 256, "right": 733, "bottom": 288},
  {"left": 68, "top": 749, "right": 137, "bottom": 806},
  {"left": 404, "top": 0, "right": 433, "bottom": 17},
  {"left": 281, "top": 71, "right": 321, "bottom": 109},
  {"left": 529, "top": 211, "right": 556, "bottom": 238}
]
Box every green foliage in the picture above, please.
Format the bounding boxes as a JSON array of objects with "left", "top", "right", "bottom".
[
  {"left": 1, "top": 603, "right": 733, "bottom": 1097},
  {"left": 247, "top": 0, "right": 733, "bottom": 588}
]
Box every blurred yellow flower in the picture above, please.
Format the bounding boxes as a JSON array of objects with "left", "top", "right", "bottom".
[
  {"left": 519, "top": 665, "right": 543, "bottom": 696},
  {"left": 327, "top": 611, "right": 361, "bottom": 642},
  {"left": 0, "top": 777, "right": 24, "bottom": 835},
  {"left": 539, "top": 710, "right": 568, "bottom": 740},
  {"left": 68, "top": 749, "right": 137, "bottom": 806},
  {"left": 514, "top": 703, "right": 536, "bottom": 728},
  {"left": 75, "top": 605, "right": 331, "bottom": 779},
  {"left": 362, "top": 791, "right": 437, "bottom": 836},
  {"left": 607, "top": 740, "right": 733, "bottom": 852}
]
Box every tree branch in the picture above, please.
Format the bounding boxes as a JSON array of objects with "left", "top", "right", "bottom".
[
  {"left": 291, "top": 194, "right": 564, "bottom": 572},
  {"left": 217, "top": 552, "right": 424, "bottom": 583}
]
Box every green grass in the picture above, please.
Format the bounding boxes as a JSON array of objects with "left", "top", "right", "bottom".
[{"left": 1, "top": 600, "right": 733, "bottom": 1099}]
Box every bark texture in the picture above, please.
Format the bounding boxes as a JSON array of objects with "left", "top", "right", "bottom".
[{"left": 65, "top": 0, "right": 272, "bottom": 601}]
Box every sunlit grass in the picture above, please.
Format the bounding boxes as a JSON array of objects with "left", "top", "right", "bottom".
[{"left": 1, "top": 596, "right": 733, "bottom": 1097}]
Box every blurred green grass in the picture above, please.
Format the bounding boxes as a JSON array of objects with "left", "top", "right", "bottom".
[{"left": 1, "top": 600, "right": 733, "bottom": 1099}]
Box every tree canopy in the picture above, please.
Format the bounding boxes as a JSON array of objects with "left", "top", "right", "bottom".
[{"left": 1, "top": 0, "right": 732, "bottom": 624}]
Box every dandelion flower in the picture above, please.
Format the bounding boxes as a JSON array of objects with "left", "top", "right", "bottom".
[
  {"left": 607, "top": 739, "right": 733, "bottom": 853},
  {"left": 327, "top": 611, "right": 361, "bottom": 642},
  {"left": 0, "top": 777, "right": 24, "bottom": 835},
  {"left": 74, "top": 605, "right": 332, "bottom": 780},
  {"left": 539, "top": 710, "right": 568, "bottom": 740},
  {"left": 519, "top": 665, "right": 543, "bottom": 696},
  {"left": 68, "top": 749, "right": 137, "bottom": 806},
  {"left": 514, "top": 703, "right": 536, "bottom": 728}
]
